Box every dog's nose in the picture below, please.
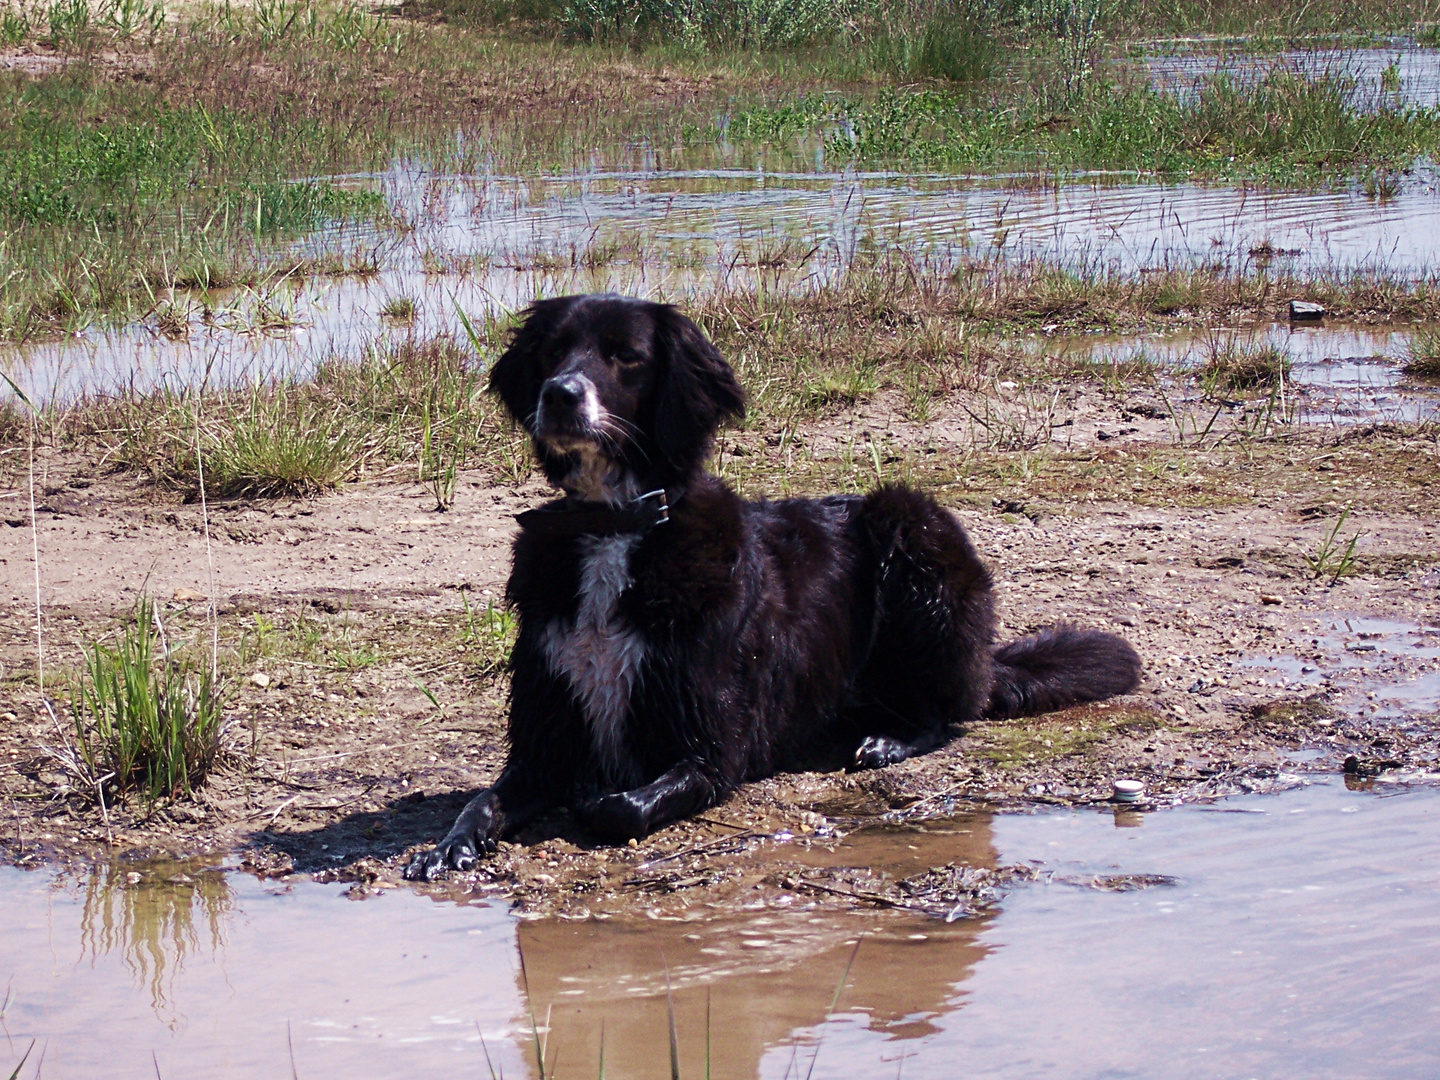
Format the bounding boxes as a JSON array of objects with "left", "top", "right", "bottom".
[{"left": 540, "top": 375, "right": 584, "bottom": 413}]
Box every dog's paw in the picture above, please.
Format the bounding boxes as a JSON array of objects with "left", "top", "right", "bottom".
[
  {"left": 577, "top": 792, "right": 647, "bottom": 844},
  {"left": 852, "top": 735, "right": 912, "bottom": 771},
  {"left": 402, "top": 833, "right": 496, "bottom": 882}
]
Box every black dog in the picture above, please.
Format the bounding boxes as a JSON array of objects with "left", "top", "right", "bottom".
[{"left": 404, "top": 294, "right": 1141, "bottom": 880}]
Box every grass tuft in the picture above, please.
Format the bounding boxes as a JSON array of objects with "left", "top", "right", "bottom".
[
  {"left": 1199, "top": 340, "right": 1290, "bottom": 391},
  {"left": 1403, "top": 326, "right": 1440, "bottom": 378},
  {"left": 70, "top": 597, "right": 223, "bottom": 802},
  {"left": 381, "top": 295, "right": 418, "bottom": 321},
  {"left": 71, "top": 333, "right": 498, "bottom": 498}
]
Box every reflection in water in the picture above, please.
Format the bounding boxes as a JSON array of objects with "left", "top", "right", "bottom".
[
  {"left": 512, "top": 817, "right": 998, "bottom": 1079},
  {"left": 517, "top": 914, "right": 989, "bottom": 1079},
  {"left": 75, "top": 859, "right": 232, "bottom": 1023}
]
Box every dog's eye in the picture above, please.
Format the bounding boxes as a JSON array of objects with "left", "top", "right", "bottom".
[{"left": 614, "top": 349, "right": 645, "bottom": 366}]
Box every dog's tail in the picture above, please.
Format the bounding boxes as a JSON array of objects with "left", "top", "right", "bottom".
[{"left": 986, "top": 623, "right": 1142, "bottom": 720}]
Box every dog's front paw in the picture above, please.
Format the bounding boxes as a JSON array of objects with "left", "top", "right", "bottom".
[
  {"left": 852, "top": 734, "right": 912, "bottom": 771},
  {"left": 577, "top": 792, "right": 647, "bottom": 844},
  {"left": 402, "top": 827, "right": 497, "bottom": 882}
]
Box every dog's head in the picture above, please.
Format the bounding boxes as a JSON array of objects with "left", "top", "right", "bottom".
[{"left": 488, "top": 294, "right": 745, "bottom": 501}]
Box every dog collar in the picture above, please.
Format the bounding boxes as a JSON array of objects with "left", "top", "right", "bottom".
[{"left": 515, "top": 489, "right": 670, "bottom": 538}]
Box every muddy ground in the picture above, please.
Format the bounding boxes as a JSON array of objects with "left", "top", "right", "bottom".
[{"left": 2, "top": 379, "right": 1438, "bottom": 919}]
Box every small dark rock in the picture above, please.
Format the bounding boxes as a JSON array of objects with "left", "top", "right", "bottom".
[
  {"left": 1343, "top": 755, "right": 1402, "bottom": 776},
  {"left": 1288, "top": 300, "right": 1325, "bottom": 322}
]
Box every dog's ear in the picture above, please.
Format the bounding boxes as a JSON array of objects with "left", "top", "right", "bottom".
[
  {"left": 651, "top": 305, "right": 746, "bottom": 474},
  {"left": 487, "top": 297, "right": 577, "bottom": 427}
]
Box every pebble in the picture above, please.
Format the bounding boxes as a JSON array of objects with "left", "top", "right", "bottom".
[
  {"left": 1260, "top": 594, "right": 1283, "bottom": 605},
  {"left": 251, "top": 672, "right": 271, "bottom": 688}
]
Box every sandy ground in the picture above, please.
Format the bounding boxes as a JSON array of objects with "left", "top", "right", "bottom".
[{"left": 2, "top": 399, "right": 1439, "bottom": 916}]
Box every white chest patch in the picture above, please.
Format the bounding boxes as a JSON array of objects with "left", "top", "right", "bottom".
[{"left": 541, "top": 535, "right": 646, "bottom": 787}]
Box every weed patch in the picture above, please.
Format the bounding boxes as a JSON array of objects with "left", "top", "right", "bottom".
[
  {"left": 1404, "top": 326, "right": 1440, "bottom": 378},
  {"left": 1199, "top": 340, "right": 1291, "bottom": 391},
  {"left": 69, "top": 597, "right": 223, "bottom": 802}
]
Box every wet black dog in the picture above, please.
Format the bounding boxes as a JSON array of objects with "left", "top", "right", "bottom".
[{"left": 404, "top": 294, "right": 1141, "bottom": 880}]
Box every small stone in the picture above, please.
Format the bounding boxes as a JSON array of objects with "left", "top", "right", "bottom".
[
  {"left": 627, "top": 838, "right": 639, "bottom": 848},
  {"left": 251, "top": 671, "right": 271, "bottom": 688},
  {"left": 172, "top": 587, "right": 208, "bottom": 603},
  {"left": 1260, "top": 594, "right": 1283, "bottom": 605},
  {"left": 1288, "top": 299, "right": 1325, "bottom": 321}
]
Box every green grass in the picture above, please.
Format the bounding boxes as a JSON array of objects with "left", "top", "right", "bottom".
[
  {"left": 460, "top": 592, "right": 518, "bottom": 678},
  {"left": 70, "top": 597, "right": 223, "bottom": 802},
  {"left": 0, "top": 77, "right": 390, "bottom": 339},
  {"left": 721, "top": 64, "right": 1440, "bottom": 179},
  {"left": 4, "top": 0, "right": 1439, "bottom": 344},
  {"left": 381, "top": 295, "right": 418, "bottom": 321},
  {"left": 73, "top": 331, "right": 505, "bottom": 497},
  {"left": 1199, "top": 340, "right": 1291, "bottom": 391},
  {"left": 1303, "top": 504, "right": 1364, "bottom": 584},
  {"left": 1404, "top": 326, "right": 1440, "bottom": 377}
]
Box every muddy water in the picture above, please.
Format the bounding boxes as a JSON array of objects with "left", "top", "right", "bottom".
[
  {"left": 1240, "top": 615, "right": 1440, "bottom": 717},
  {"left": 5, "top": 780, "right": 1439, "bottom": 1078},
  {"left": 1037, "top": 321, "right": 1440, "bottom": 423},
  {"left": 9, "top": 166, "right": 1440, "bottom": 404}
]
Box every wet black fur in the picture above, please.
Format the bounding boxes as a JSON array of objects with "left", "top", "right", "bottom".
[{"left": 404, "top": 295, "right": 1142, "bottom": 880}]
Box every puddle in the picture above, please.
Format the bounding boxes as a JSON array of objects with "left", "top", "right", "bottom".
[
  {"left": 1037, "top": 321, "right": 1440, "bottom": 423},
  {"left": 1134, "top": 45, "right": 1440, "bottom": 108},
  {"left": 1240, "top": 616, "right": 1440, "bottom": 717},
  {"left": 10, "top": 166, "right": 1440, "bottom": 403},
  {"left": 4, "top": 781, "right": 1440, "bottom": 1077}
]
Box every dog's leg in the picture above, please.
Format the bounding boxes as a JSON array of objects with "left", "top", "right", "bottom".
[
  {"left": 577, "top": 761, "right": 716, "bottom": 844},
  {"left": 403, "top": 771, "right": 551, "bottom": 881},
  {"left": 852, "top": 729, "right": 948, "bottom": 770}
]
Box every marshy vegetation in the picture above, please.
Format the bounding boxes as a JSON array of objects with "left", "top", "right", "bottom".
[{"left": 3, "top": 0, "right": 1440, "bottom": 342}]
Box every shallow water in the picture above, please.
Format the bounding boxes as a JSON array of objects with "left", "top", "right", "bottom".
[
  {"left": 1240, "top": 615, "right": 1440, "bottom": 717},
  {"left": 1038, "top": 321, "right": 1440, "bottom": 423},
  {"left": 1138, "top": 45, "right": 1440, "bottom": 108},
  {"left": 9, "top": 163, "right": 1440, "bottom": 403},
  {"left": 5, "top": 779, "right": 1440, "bottom": 1078}
]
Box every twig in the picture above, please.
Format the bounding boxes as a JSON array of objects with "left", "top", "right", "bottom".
[
  {"left": 692, "top": 814, "right": 750, "bottom": 831},
  {"left": 276, "top": 739, "right": 430, "bottom": 767},
  {"left": 637, "top": 829, "right": 760, "bottom": 871},
  {"left": 194, "top": 403, "right": 220, "bottom": 681},
  {"left": 791, "top": 877, "right": 938, "bottom": 914},
  {"left": 263, "top": 794, "right": 302, "bottom": 824},
  {"left": 26, "top": 406, "right": 42, "bottom": 696}
]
